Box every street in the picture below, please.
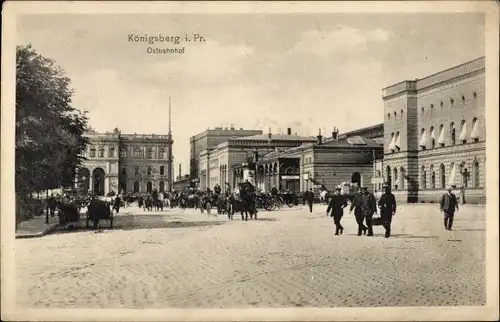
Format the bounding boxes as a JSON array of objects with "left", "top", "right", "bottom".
[{"left": 15, "top": 204, "right": 486, "bottom": 309}]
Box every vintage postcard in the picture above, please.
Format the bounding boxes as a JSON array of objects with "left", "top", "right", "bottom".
[{"left": 1, "top": 1, "right": 499, "bottom": 321}]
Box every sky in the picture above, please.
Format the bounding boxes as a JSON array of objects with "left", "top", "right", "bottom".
[{"left": 17, "top": 13, "right": 485, "bottom": 178}]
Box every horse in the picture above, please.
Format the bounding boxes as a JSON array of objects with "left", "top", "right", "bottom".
[
  {"left": 144, "top": 196, "right": 154, "bottom": 211},
  {"left": 228, "top": 193, "right": 257, "bottom": 221},
  {"left": 87, "top": 198, "right": 113, "bottom": 229}
]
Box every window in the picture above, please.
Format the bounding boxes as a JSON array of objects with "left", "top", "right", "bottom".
[
  {"left": 470, "top": 117, "right": 479, "bottom": 142},
  {"left": 473, "top": 161, "right": 479, "bottom": 188},
  {"left": 473, "top": 92, "right": 477, "bottom": 99},
  {"left": 421, "top": 166, "right": 427, "bottom": 189},
  {"left": 147, "top": 166, "right": 152, "bottom": 175},
  {"left": 430, "top": 165, "right": 436, "bottom": 188},
  {"left": 393, "top": 168, "right": 398, "bottom": 190},
  {"left": 109, "top": 147, "right": 115, "bottom": 158},
  {"left": 134, "top": 166, "right": 139, "bottom": 175},
  {"left": 147, "top": 148, "right": 153, "bottom": 159},
  {"left": 440, "top": 101, "right": 444, "bottom": 109},
  {"left": 462, "top": 168, "right": 469, "bottom": 188},
  {"left": 120, "top": 149, "right": 127, "bottom": 158},
  {"left": 421, "top": 107, "right": 425, "bottom": 115},
  {"left": 439, "top": 164, "right": 446, "bottom": 188},
  {"left": 121, "top": 167, "right": 126, "bottom": 175},
  {"left": 438, "top": 124, "right": 445, "bottom": 147},
  {"left": 400, "top": 109, "right": 404, "bottom": 120},
  {"left": 430, "top": 126, "right": 436, "bottom": 148},
  {"left": 159, "top": 148, "right": 166, "bottom": 159},
  {"left": 450, "top": 122, "right": 456, "bottom": 145},
  {"left": 134, "top": 148, "right": 142, "bottom": 157},
  {"left": 160, "top": 166, "right": 165, "bottom": 175},
  {"left": 393, "top": 111, "right": 397, "bottom": 119},
  {"left": 461, "top": 95, "right": 465, "bottom": 103},
  {"left": 388, "top": 132, "right": 396, "bottom": 152},
  {"left": 133, "top": 181, "right": 140, "bottom": 193},
  {"left": 90, "top": 148, "right": 96, "bottom": 158},
  {"left": 387, "top": 113, "right": 391, "bottom": 120},
  {"left": 394, "top": 132, "right": 401, "bottom": 152},
  {"left": 419, "top": 128, "right": 427, "bottom": 149},
  {"left": 98, "top": 148, "right": 105, "bottom": 158},
  {"left": 450, "top": 98, "right": 454, "bottom": 107},
  {"left": 459, "top": 120, "right": 467, "bottom": 144}
]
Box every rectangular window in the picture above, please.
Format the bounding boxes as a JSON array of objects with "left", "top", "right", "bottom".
[
  {"left": 160, "top": 166, "right": 165, "bottom": 175},
  {"left": 134, "top": 166, "right": 139, "bottom": 175}
]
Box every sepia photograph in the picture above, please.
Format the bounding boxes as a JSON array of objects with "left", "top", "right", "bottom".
[{"left": 1, "top": 1, "right": 499, "bottom": 321}]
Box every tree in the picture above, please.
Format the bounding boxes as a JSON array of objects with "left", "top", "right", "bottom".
[{"left": 16, "top": 44, "right": 89, "bottom": 197}]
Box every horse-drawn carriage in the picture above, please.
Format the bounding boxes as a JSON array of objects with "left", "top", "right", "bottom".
[{"left": 86, "top": 197, "right": 114, "bottom": 229}]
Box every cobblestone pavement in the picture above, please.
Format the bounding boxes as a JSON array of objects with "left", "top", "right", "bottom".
[{"left": 15, "top": 204, "right": 486, "bottom": 308}]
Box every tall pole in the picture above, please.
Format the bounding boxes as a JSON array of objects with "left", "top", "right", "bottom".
[{"left": 168, "top": 96, "right": 173, "bottom": 192}]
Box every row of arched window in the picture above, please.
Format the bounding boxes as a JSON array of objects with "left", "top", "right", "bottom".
[
  {"left": 420, "top": 161, "right": 481, "bottom": 189},
  {"left": 132, "top": 181, "right": 166, "bottom": 193},
  {"left": 387, "top": 91, "right": 478, "bottom": 120},
  {"left": 89, "top": 147, "right": 116, "bottom": 158},
  {"left": 88, "top": 147, "right": 167, "bottom": 159},
  {"left": 420, "top": 117, "right": 480, "bottom": 149},
  {"left": 381, "top": 161, "right": 481, "bottom": 190}
]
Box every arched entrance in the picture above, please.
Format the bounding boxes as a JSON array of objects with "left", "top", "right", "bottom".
[
  {"left": 351, "top": 172, "right": 361, "bottom": 187},
  {"left": 78, "top": 168, "right": 90, "bottom": 193},
  {"left": 159, "top": 181, "right": 165, "bottom": 193},
  {"left": 92, "top": 168, "right": 105, "bottom": 196},
  {"left": 147, "top": 181, "right": 153, "bottom": 194},
  {"left": 133, "top": 181, "right": 140, "bottom": 193}
]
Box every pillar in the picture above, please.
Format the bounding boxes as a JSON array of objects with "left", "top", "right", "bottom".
[
  {"left": 105, "top": 176, "right": 110, "bottom": 195},
  {"left": 89, "top": 174, "right": 93, "bottom": 194}
]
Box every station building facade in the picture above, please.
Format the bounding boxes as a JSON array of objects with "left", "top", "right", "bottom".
[
  {"left": 189, "top": 126, "right": 263, "bottom": 183},
  {"left": 198, "top": 129, "right": 318, "bottom": 191},
  {"left": 234, "top": 126, "right": 384, "bottom": 194},
  {"left": 372, "top": 57, "right": 486, "bottom": 203},
  {"left": 79, "top": 129, "right": 174, "bottom": 195}
]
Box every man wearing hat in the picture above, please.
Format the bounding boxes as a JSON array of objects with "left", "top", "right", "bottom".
[
  {"left": 378, "top": 183, "right": 397, "bottom": 238},
  {"left": 304, "top": 188, "right": 315, "bottom": 213},
  {"left": 350, "top": 186, "right": 377, "bottom": 236},
  {"left": 440, "top": 187, "right": 459, "bottom": 230},
  {"left": 327, "top": 186, "right": 348, "bottom": 235}
]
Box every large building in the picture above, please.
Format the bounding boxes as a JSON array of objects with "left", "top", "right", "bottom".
[
  {"left": 372, "top": 57, "right": 485, "bottom": 203},
  {"left": 198, "top": 128, "right": 318, "bottom": 190},
  {"left": 189, "top": 126, "right": 263, "bottom": 182},
  {"left": 232, "top": 126, "right": 384, "bottom": 193},
  {"left": 77, "top": 128, "right": 174, "bottom": 195}
]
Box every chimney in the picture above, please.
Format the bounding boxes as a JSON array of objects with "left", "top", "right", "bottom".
[
  {"left": 317, "top": 128, "right": 323, "bottom": 144},
  {"left": 332, "top": 126, "right": 338, "bottom": 141},
  {"left": 230, "top": 124, "right": 235, "bottom": 130},
  {"left": 287, "top": 128, "right": 292, "bottom": 135},
  {"left": 268, "top": 127, "right": 272, "bottom": 141},
  {"left": 178, "top": 164, "right": 181, "bottom": 179}
]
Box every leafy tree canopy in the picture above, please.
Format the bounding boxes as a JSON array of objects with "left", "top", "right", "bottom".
[{"left": 16, "top": 44, "right": 90, "bottom": 195}]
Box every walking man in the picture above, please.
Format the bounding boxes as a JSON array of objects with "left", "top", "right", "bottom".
[
  {"left": 440, "top": 187, "right": 459, "bottom": 231},
  {"left": 350, "top": 187, "right": 377, "bottom": 236},
  {"left": 304, "top": 188, "right": 314, "bottom": 213},
  {"left": 327, "top": 187, "right": 348, "bottom": 235},
  {"left": 378, "top": 184, "right": 397, "bottom": 238}
]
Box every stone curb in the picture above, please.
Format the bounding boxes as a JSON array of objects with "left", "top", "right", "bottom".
[{"left": 15, "top": 223, "right": 60, "bottom": 239}]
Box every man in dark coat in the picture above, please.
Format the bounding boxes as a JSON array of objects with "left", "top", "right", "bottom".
[
  {"left": 304, "top": 188, "right": 314, "bottom": 213},
  {"left": 440, "top": 187, "right": 459, "bottom": 230},
  {"left": 327, "top": 187, "right": 348, "bottom": 235},
  {"left": 350, "top": 187, "right": 377, "bottom": 236},
  {"left": 378, "top": 184, "right": 397, "bottom": 238},
  {"left": 271, "top": 185, "right": 279, "bottom": 196}
]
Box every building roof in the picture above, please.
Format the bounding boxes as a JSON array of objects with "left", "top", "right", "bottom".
[
  {"left": 319, "top": 136, "right": 383, "bottom": 148},
  {"left": 231, "top": 134, "right": 317, "bottom": 142},
  {"left": 257, "top": 136, "right": 382, "bottom": 162}
]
